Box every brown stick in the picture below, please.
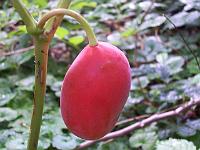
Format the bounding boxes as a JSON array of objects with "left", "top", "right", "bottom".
[
  {"left": 0, "top": 46, "right": 34, "bottom": 57},
  {"left": 75, "top": 98, "right": 200, "bottom": 149}
]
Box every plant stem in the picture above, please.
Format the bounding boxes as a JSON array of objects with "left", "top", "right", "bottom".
[
  {"left": 26, "top": 1, "right": 72, "bottom": 149},
  {"left": 38, "top": 9, "right": 98, "bottom": 46},
  {"left": 12, "top": 0, "right": 39, "bottom": 34},
  {"left": 44, "top": 0, "right": 72, "bottom": 37},
  {"left": 27, "top": 35, "right": 49, "bottom": 150}
]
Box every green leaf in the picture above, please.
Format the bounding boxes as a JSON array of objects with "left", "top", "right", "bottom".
[
  {"left": 69, "top": 35, "right": 84, "bottom": 46},
  {"left": 14, "top": 49, "right": 34, "bottom": 65},
  {"left": 156, "top": 53, "right": 168, "bottom": 64},
  {"left": 70, "top": 0, "right": 97, "bottom": 10},
  {"left": 52, "top": 135, "right": 78, "bottom": 150},
  {"left": 0, "top": 89, "right": 16, "bottom": 106},
  {"left": 16, "top": 76, "right": 34, "bottom": 91},
  {"left": 156, "top": 138, "right": 196, "bottom": 150},
  {"left": 177, "top": 126, "right": 196, "bottom": 137},
  {"left": 129, "top": 125, "right": 158, "bottom": 150},
  {"left": 121, "top": 28, "right": 137, "bottom": 37},
  {"left": 0, "top": 108, "right": 18, "bottom": 122},
  {"left": 107, "top": 32, "right": 121, "bottom": 46},
  {"left": 97, "top": 140, "right": 129, "bottom": 150},
  {"left": 50, "top": 81, "right": 63, "bottom": 97},
  {"left": 55, "top": 27, "right": 69, "bottom": 39},
  {"left": 166, "top": 56, "right": 184, "bottom": 75},
  {"left": 34, "top": 0, "right": 48, "bottom": 7},
  {"left": 6, "top": 136, "right": 27, "bottom": 150},
  {"left": 140, "top": 16, "right": 166, "bottom": 30},
  {"left": 0, "top": 58, "right": 17, "bottom": 71},
  {"left": 131, "top": 76, "right": 150, "bottom": 90},
  {"left": 190, "top": 74, "right": 200, "bottom": 85}
]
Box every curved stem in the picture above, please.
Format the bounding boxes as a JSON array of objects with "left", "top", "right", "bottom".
[
  {"left": 38, "top": 9, "right": 98, "bottom": 46},
  {"left": 44, "top": 0, "right": 72, "bottom": 35},
  {"left": 12, "top": 0, "right": 39, "bottom": 34}
]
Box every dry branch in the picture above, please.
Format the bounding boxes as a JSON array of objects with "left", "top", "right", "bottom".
[
  {"left": 75, "top": 98, "right": 200, "bottom": 149},
  {"left": 0, "top": 46, "right": 34, "bottom": 57}
]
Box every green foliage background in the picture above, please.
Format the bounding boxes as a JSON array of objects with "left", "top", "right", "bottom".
[{"left": 0, "top": 0, "right": 200, "bottom": 149}]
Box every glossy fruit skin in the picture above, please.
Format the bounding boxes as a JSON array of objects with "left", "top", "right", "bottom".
[{"left": 60, "top": 42, "right": 131, "bottom": 140}]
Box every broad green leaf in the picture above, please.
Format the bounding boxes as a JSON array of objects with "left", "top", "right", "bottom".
[
  {"left": 69, "top": 35, "right": 84, "bottom": 46},
  {"left": 129, "top": 125, "right": 158, "bottom": 150},
  {"left": 13, "top": 49, "right": 34, "bottom": 65},
  {"left": 55, "top": 27, "right": 69, "bottom": 39},
  {"left": 129, "top": 131, "right": 157, "bottom": 150},
  {"left": 140, "top": 16, "right": 166, "bottom": 30},
  {"left": 166, "top": 56, "right": 184, "bottom": 75},
  {"left": 52, "top": 135, "right": 78, "bottom": 150},
  {"left": 0, "top": 89, "right": 16, "bottom": 106},
  {"left": 34, "top": 0, "right": 48, "bottom": 7},
  {"left": 6, "top": 137, "right": 27, "bottom": 150},
  {"left": 0, "top": 108, "right": 18, "bottom": 122},
  {"left": 156, "top": 138, "right": 196, "bottom": 150},
  {"left": 177, "top": 126, "right": 196, "bottom": 137},
  {"left": 0, "top": 58, "right": 17, "bottom": 71},
  {"left": 16, "top": 76, "right": 34, "bottom": 91},
  {"left": 131, "top": 76, "right": 150, "bottom": 90},
  {"left": 121, "top": 28, "right": 137, "bottom": 37},
  {"left": 70, "top": 1, "right": 97, "bottom": 10},
  {"left": 107, "top": 32, "right": 121, "bottom": 46},
  {"left": 156, "top": 53, "right": 168, "bottom": 64},
  {"left": 97, "top": 140, "right": 129, "bottom": 150}
]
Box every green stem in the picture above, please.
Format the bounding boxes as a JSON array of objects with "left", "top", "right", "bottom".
[
  {"left": 12, "top": 0, "right": 39, "bottom": 34},
  {"left": 44, "top": 0, "right": 72, "bottom": 36},
  {"left": 26, "top": 1, "right": 72, "bottom": 149},
  {"left": 12, "top": 1, "right": 73, "bottom": 149},
  {"left": 38, "top": 9, "right": 98, "bottom": 46},
  {"left": 27, "top": 35, "right": 49, "bottom": 150}
]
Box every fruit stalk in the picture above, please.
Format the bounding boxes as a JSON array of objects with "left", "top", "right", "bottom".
[{"left": 38, "top": 9, "right": 98, "bottom": 46}]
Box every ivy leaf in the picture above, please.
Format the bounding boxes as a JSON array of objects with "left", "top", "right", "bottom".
[
  {"left": 0, "top": 58, "right": 17, "bottom": 71},
  {"left": 140, "top": 16, "right": 166, "bottom": 30},
  {"left": 16, "top": 76, "right": 34, "bottom": 91},
  {"left": 156, "top": 138, "right": 196, "bottom": 150},
  {"left": 167, "top": 56, "right": 185, "bottom": 74},
  {"left": 70, "top": 0, "right": 97, "bottom": 10},
  {"left": 131, "top": 76, "right": 150, "bottom": 90},
  {"left": 34, "top": 0, "right": 47, "bottom": 7},
  {"left": 0, "top": 108, "right": 18, "bottom": 122},
  {"left": 0, "top": 89, "right": 16, "bottom": 106},
  {"left": 97, "top": 140, "right": 129, "bottom": 150},
  {"left": 129, "top": 125, "right": 158, "bottom": 149},
  {"left": 6, "top": 138, "right": 26, "bottom": 150},
  {"left": 177, "top": 126, "right": 196, "bottom": 137},
  {"left": 55, "top": 27, "right": 69, "bottom": 39},
  {"left": 186, "top": 119, "right": 200, "bottom": 130},
  {"left": 5, "top": 133, "right": 28, "bottom": 150},
  {"left": 129, "top": 131, "right": 157, "bottom": 149},
  {"left": 156, "top": 53, "right": 168, "bottom": 64},
  {"left": 69, "top": 36, "right": 84, "bottom": 46},
  {"left": 52, "top": 135, "right": 78, "bottom": 150}
]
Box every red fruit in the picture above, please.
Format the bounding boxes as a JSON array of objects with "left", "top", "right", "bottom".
[{"left": 60, "top": 42, "right": 131, "bottom": 140}]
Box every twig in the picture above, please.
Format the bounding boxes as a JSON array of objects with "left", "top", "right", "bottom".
[
  {"left": 0, "top": 46, "right": 34, "bottom": 57},
  {"left": 75, "top": 98, "right": 200, "bottom": 149},
  {"left": 115, "top": 114, "right": 149, "bottom": 126},
  {"left": 139, "top": 0, "right": 155, "bottom": 25},
  {"left": 164, "top": 14, "right": 200, "bottom": 70}
]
